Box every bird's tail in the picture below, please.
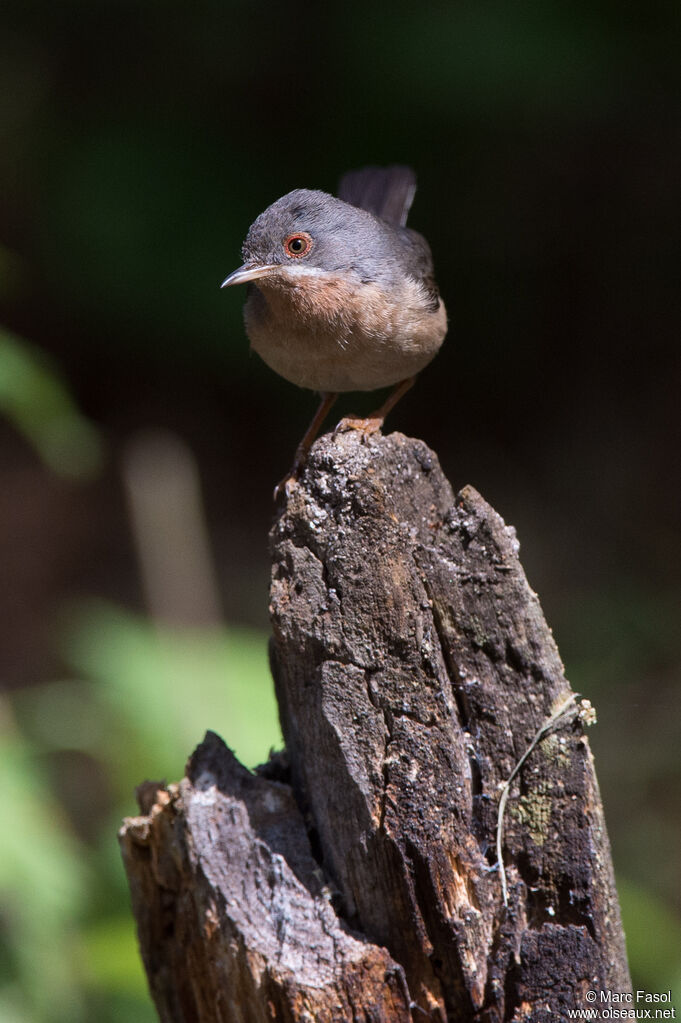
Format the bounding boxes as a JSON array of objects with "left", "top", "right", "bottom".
[{"left": 337, "top": 165, "right": 416, "bottom": 227}]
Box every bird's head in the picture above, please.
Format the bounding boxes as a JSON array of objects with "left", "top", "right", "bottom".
[{"left": 221, "top": 189, "right": 398, "bottom": 291}]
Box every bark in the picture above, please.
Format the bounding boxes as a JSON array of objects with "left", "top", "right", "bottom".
[
  {"left": 120, "top": 429, "right": 631, "bottom": 1022},
  {"left": 120, "top": 740, "right": 412, "bottom": 1022}
]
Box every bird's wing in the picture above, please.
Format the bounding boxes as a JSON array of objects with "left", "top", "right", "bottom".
[
  {"left": 337, "top": 165, "right": 417, "bottom": 227},
  {"left": 397, "top": 227, "right": 442, "bottom": 312}
]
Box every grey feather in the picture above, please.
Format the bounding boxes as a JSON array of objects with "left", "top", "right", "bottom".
[
  {"left": 337, "top": 165, "right": 417, "bottom": 227},
  {"left": 241, "top": 180, "right": 440, "bottom": 311}
]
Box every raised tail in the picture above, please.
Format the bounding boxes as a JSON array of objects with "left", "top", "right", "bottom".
[{"left": 337, "top": 165, "right": 417, "bottom": 227}]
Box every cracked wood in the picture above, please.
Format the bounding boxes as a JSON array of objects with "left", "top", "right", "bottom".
[
  {"left": 120, "top": 734, "right": 413, "bottom": 1022},
  {"left": 268, "top": 430, "right": 630, "bottom": 1022}
]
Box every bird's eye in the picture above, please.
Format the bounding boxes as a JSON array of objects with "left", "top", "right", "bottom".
[{"left": 284, "top": 232, "right": 313, "bottom": 258}]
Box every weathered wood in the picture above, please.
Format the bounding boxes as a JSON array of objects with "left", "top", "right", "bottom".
[
  {"left": 120, "top": 735, "right": 413, "bottom": 1022},
  {"left": 269, "top": 430, "right": 630, "bottom": 1021},
  {"left": 120, "top": 429, "right": 630, "bottom": 1022}
]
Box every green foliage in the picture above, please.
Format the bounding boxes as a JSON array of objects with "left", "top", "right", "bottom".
[
  {"left": 62, "top": 601, "right": 281, "bottom": 777},
  {"left": 0, "top": 726, "right": 89, "bottom": 1022},
  {"left": 2, "top": 604, "right": 279, "bottom": 1022},
  {"left": 619, "top": 878, "right": 681, "bottom": 1013},
  {"left": 0, "top": 328, "right": 102, "bottom": 478}
]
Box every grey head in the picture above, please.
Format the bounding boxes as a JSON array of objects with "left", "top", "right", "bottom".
[{"left": 221, "top": 188, "right": 438, "bottom": 299}]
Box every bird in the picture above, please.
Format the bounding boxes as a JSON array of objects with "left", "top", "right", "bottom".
[{"left": 221, "top": 165, "right": 447, "bottom": 495}]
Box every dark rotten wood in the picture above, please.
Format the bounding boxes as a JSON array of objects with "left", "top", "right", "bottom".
[
  {"left": 120, "top": 429, "right": 630, "bottom": 1022},
  {"left": 120, "top": 736, "right": 413, "bottom": 1022},
  {"left": 268, "top": 430, "right": 630, "bottom": 1021}
]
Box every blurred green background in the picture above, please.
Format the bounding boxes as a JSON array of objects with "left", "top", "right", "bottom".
[{"left": 1, "top": 1, "right": 679, "bottom": 1018}]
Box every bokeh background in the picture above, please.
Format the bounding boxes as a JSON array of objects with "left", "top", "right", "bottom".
[{"left": 1, "top": 2, "right": 680, "bottom": 1019}]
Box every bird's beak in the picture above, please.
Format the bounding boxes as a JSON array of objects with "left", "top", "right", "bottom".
[{"left": 220, "top": 263, "right": 279, "bottom": 288}]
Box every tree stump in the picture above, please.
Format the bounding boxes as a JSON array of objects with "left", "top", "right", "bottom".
[{"left": 120, "top": 430, "right": 631, "bottom": 1022}]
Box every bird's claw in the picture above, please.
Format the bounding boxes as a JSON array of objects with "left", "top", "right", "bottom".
[
  {"left": 333, "top": 415, "right": 384, "bottom": 440},
  {"left": 274, "top": 447, "right": 308, "bottom": 501},
  {"left": 274, "top": 414, "right": 384, "bottom": 499},
  {"left": 273, "top": 471, "right": 300, "bottom": 502}
]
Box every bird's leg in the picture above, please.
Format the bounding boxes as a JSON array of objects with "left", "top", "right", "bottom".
[
  {"left": 274, "top": 391, "right": 338, "bottom": 499},
  {"left": 334, "top": 376, "right": 416, "bottom": 438}
]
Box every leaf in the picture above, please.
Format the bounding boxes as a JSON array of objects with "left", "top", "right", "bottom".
[{"left": 0, "top": 327, "right": 102, "bottom": 478}]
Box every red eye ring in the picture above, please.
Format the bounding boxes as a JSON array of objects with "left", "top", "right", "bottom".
[{"left": 284, "top": 232, "right": 313, "bottom": 258}]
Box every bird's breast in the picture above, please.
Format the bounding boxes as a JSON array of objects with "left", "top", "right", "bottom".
[{"left": 243, "top": 270, "right": 447, "bottom": 393}]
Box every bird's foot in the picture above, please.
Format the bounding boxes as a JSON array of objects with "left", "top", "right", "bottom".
[
  {"left": 275, "top": 412, "right": 383, "bottom": 499},
  {"left": 333, "top": 414, "right": 384, "bottom": 440},
  {"left": 273, "top": 471, "right": 299, "bottom": 501},
  {"left": 273, "top": 446, "right": 308, "bottom": 501}
]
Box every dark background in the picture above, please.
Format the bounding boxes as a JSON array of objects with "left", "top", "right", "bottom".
[{"left": 1, "top": 2, "right": 679, "bottom": 1019}]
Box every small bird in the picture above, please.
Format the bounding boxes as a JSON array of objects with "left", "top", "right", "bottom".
[{"left": 221, "top": 166, "right": 447, "bottom": 494}]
